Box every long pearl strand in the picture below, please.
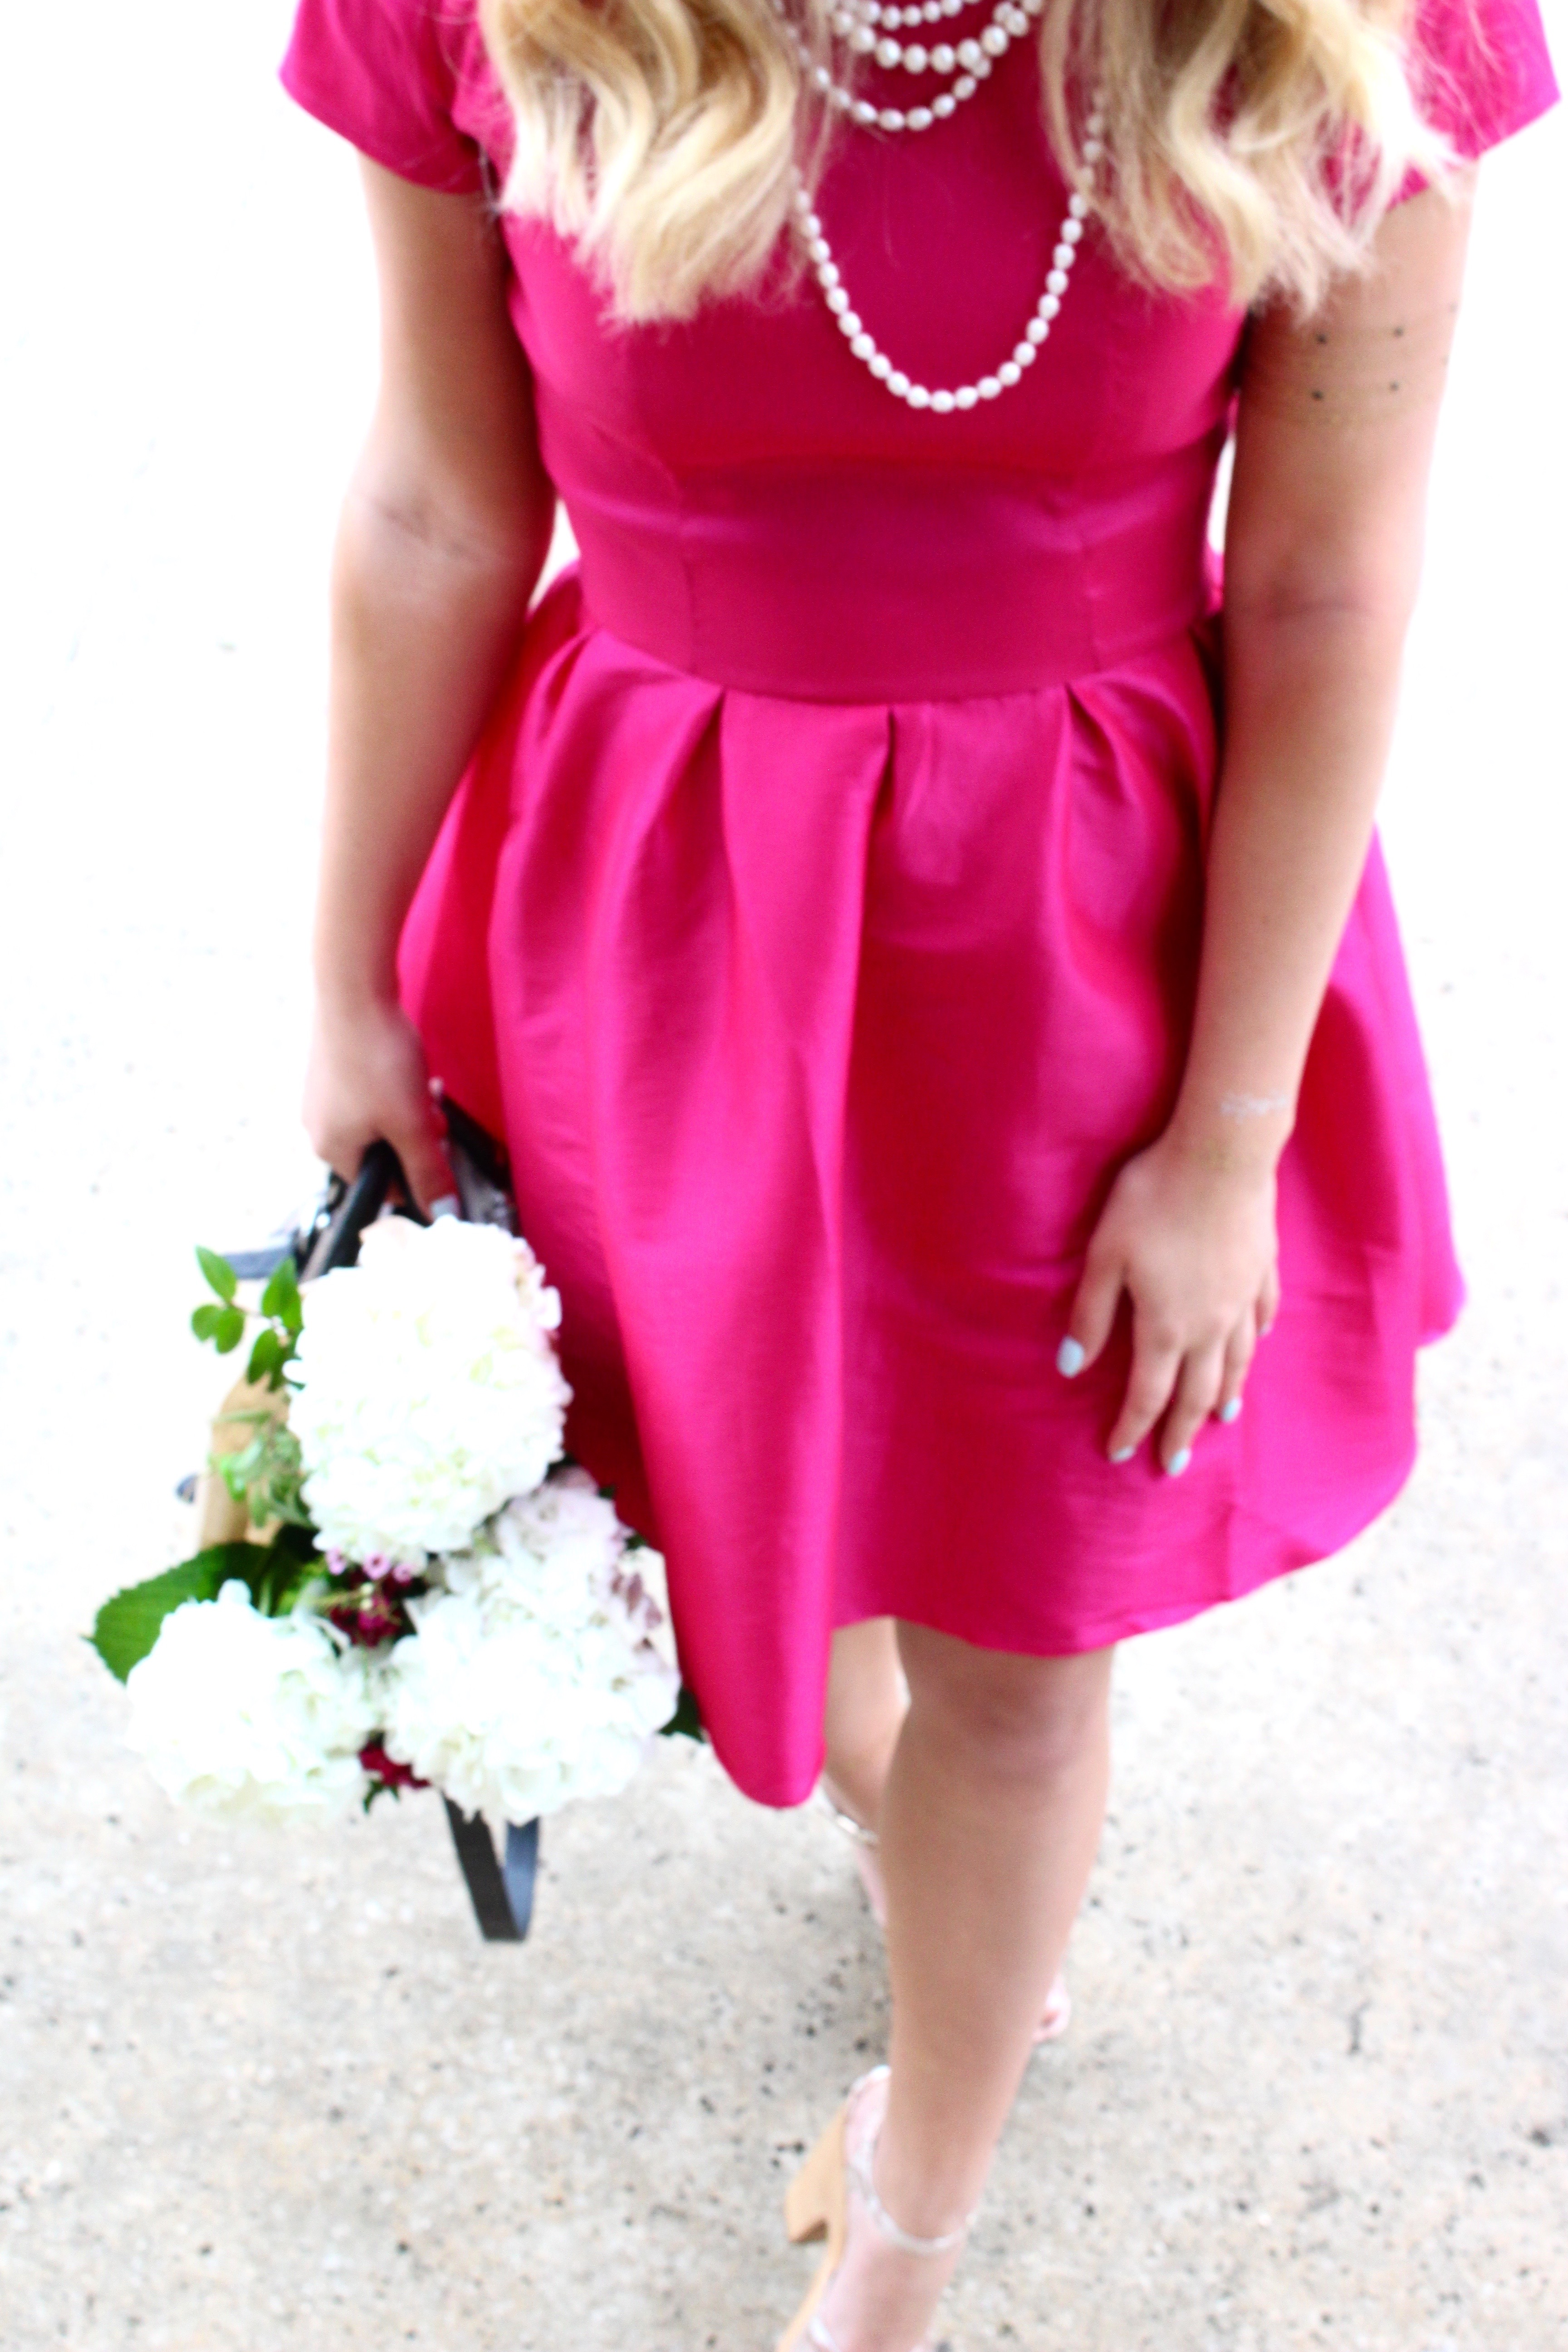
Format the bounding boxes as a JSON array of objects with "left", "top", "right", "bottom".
[
  {"left": 792, "top": 96, "right": 1107, "bottom": 411},
  {"left": 774, "top": 0, "right": 1044, "bottom": 133}
]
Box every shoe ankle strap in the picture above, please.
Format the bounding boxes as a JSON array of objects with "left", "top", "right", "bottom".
[
  {"left": 846, "top": 2068, "right": 975, "bottom": 2258},
  {"left": 817, "top": 1780, "right": 881, "bottom": 1849}
]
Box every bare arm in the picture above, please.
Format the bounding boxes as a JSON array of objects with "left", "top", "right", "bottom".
[
  {"left": 304, "top": 159, "right": 557, "bottom": 1206},
  {"left": 1063, "top": 178, "right": 1475, "bottom": 1468}
]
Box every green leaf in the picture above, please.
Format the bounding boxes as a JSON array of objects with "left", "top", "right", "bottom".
[
  {"left": 246, "top": 1327, "right": 286, "bottom": 1388},
  {"left": 196, "top": 1247, "right": 237, "bottom": 1304},
  {"left": 211, "top": 1417, "right": 309, "bottom": 1532},
  {"left": 257, "top": 1535, "right": 323, "bottom": 1617},
  {"left": 261, "top": 1257, "right": 303, "bottom": 1335},
  {"left": 659, "top": 1683, "right": 706, "bottom": 1743},
  {"left": 191, "top": 1303, "right": 225, "bottom": 1343},
  {"left": 89, "top": 1545, "right": 271, "bottom": 1682},
  {"left": 213, "top": 1305, "right": 245, "bottom": 1354}
]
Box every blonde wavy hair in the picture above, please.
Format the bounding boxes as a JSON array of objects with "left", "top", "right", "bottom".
[{"left": 476, "top": 0, "right": 1457, "bottom": 321}]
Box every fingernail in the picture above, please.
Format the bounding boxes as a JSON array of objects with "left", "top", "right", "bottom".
[
  {"left": 1057, "top": 1337, "right": 1086, "bottom": 1378},
  {"left": 1218, "top": 1396, "right": 1243, "bottom": 1424},
  {"left": 1109, "top": 1445, "right": 1136, "bottom": 1465},
  {"left": 428, "top": 1194, "right": 462, "bottom": 1220},
  {"left": 1166, "top": 1447, "right": 1191, "bottom": 1477}
]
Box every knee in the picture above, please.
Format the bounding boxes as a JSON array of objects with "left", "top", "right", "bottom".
[{"left": 899, "top": 1625, "right": 1112, "bottom": 1788}]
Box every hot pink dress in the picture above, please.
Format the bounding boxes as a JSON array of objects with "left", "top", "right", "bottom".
[{"left": 283, "top": 0, "right": 1557, "bottom": 1806}]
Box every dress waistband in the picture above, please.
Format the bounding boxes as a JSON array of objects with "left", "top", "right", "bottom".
[{"left": 565, "top": 431, "right": 1223, "bottom": 704}]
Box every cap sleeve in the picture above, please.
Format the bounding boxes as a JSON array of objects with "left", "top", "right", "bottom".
[
  {"left": 1405, "top": 0, "right": 1558, "bottom": 171},
  {"left": 281, "top": 0, "right": 485, "bottom": 194}
]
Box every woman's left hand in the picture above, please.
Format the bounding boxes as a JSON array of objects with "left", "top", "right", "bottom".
[{"left": 1058, "top": 1133, "right": 1281, "bottom": 1474}]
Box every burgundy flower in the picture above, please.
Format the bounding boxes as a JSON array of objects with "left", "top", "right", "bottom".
[{"left": 359, "top": 1742, "right": 426, "bottom": 1791}]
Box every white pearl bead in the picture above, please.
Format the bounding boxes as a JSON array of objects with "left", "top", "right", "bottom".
[
  {"left": 998, "top": 360, "right": 1022, "bottom": 385},
  {"left": 1086, "top": 110, "right": 1107, "bottom": 136},
  {"left": 1001, "top": 5, "right": 1028, "bottom": 31},
  {"left": 1023, "top": 0, "right": 1044, "bottom": 14},
  {"left": 887, "top": 370, "right": 911, "bottom": 397},
  {"left": 1061, "top": 218, "right": 1084, "bottom": 243},
  {"left": 902, "top": 42, "right": 928, "bottom": 70},
  {"left": 978, "top": 376, "right": 1002, "bottom": 398},
  {"left": 832, "top": 86, "right": 854, "bottom": 110},
  {"left": 907, "top": 106, "right": 934, "bottom": 129},
  {"left": 931, "top": 91, "right": 957, "bottom": 114},
  {"left": 956, "top": 37, "right": 982, "bottom": 66},
  {"left": 878, "top": 107, "right": 906, "bottom": 128},
  {"left": 942, "top": 0, "right": 963, "bottom": 15},
  {"left": 1039, "top": 292, "right": 1060, "bottom": 318},
  {"left": 906, "top": 385, "right": 932, "bottom": 408},
  {"left": 931, "top": 389, "right": 956, "bottom": 412},
  {"left": 851, "top": 332, "right": 877, "bottom": 359},
  {"left": 953, "top": 73, "right": 976, "bottom": 97},
  {"left": 903, "top": 4, "right": 923, "bottom": 21},
  {"left": 1026, "top": 317, "right": 1048, "bottom": 343},
  {"left": 1053, "top": 243, "right": 1075, "bottom": 269},
  {"left": 826, "top": 285, "right": 850, "bottom": 314},
  {"left": 876, "top": 35, "right": 902, "bottom": 64},
  {"left": 980, "top": 24, "right": 1009, "bottom": 55},
  {"left": 850, "top": 22, "right": 877, "bottom": 49},
  {"left": 1082, "top": 136, "right": 1103, "bottom": 162},
  {"left": 1046, "top": 268, "right": 1068, "bottom": 294},
  {"left": 971, "top": 53, "right": 991, "bottom": 76},
  {"left": 923, "top": 1, "right": 943, "bottom": 17},
  {"left": 954, "top": 385, "right": 979, "bottom": 408},
  {"left": 869, "top": 353, "right": 893, "bottom": 378},
  {"left": 1068, "top": 195, "right": 1090, "bottom": 220},
  {"left": 1012, "top": 340, "right": 1037, "bottom": 366},
  {"left": 853, "top": 98, "right": 878, "bottom": 122},
  {"left": 813, "top": 63, "right": 832, "bottom": 90},
  {"left": 930, "top": 41, "right": 955, "bottom": 68}
]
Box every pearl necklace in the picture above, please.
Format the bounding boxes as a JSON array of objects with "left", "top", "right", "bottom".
[
  {"left": 791, "top": 96, "right": 1107, "bottom": 410},
  {"left": 774, "top": 0, "right": 1043, "bottom": 132},
  {"left": 844, "top": 0, "right": 986, "bottom": 29}
]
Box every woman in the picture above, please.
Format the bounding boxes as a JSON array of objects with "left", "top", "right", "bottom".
[{"left": 288, "top": 0, "right": 1556, "bottom": 2340}]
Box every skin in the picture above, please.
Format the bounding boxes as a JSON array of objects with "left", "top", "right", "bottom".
[{"left": 305, "top": 156, "right": 1474, "bottom": 2351}]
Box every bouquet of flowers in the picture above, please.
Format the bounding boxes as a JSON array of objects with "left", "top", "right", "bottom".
[{"left": 93, "top": 1169, "right": 686, "bottom": 1922}]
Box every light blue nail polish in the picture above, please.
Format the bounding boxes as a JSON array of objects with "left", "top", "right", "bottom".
[
  {"left": 1166, "top": 1447, "right": 1192, "bottom": 1477},
  {"left": 1109, "top": 1445, "right": 1136, "bottom": 1465},
  {"left": 1057, "top": 1337, "right": 1086, "bottom": 1378},
  {"left": 429, "top": 1194, "right": 462, "bottom": 1220},
  {"left": 1219, "top": 1396, "right": 1243, "bottom": 1424}
]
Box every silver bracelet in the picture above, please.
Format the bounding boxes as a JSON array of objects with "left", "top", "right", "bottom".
[{"left": 1219, "top": 1091, "right": 1291, "bottom": 1121}]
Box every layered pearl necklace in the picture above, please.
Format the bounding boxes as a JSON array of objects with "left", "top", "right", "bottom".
[
  {"left": 776, "top": 0, "right": 1107, "bottom": 412},
  {"left": 775, "top": 0, "right": 1044, "bottom": 134}
]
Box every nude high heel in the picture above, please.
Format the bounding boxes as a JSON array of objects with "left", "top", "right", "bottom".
[
  {"left": 817, "top": 1780, "right": 1073, "bottom": 2044},
  {"left": 778, "top": 2066, "right": 972, "bottom": 2352}
]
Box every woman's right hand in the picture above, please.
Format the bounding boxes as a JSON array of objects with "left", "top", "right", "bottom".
[{"left": 303, "top": 993, "right": 454, "bottom": 1215}]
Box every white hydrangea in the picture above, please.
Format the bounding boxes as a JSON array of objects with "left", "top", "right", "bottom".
[
  {"left": 289, "top": 1216, "right": 571, "bottom": 1562},
  {"left": 378, "top": 1471, "right": 680, "bottom": 1826},
  {"left": 124, "top": 1581, "right": 380, "bottom": 1823}
]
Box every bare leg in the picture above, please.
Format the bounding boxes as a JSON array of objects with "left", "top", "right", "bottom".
[
  {"left": 814, "top": 1628, "right": 1114, "bottom": 2351},
  {"left": 822, "top": 1618, "right": 904, "bottom": 1828}
]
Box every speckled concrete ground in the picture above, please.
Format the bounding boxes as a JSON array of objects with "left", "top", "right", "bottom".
[{"left": 2, "top": 5, "right": 1565, "bottom": 2348}]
